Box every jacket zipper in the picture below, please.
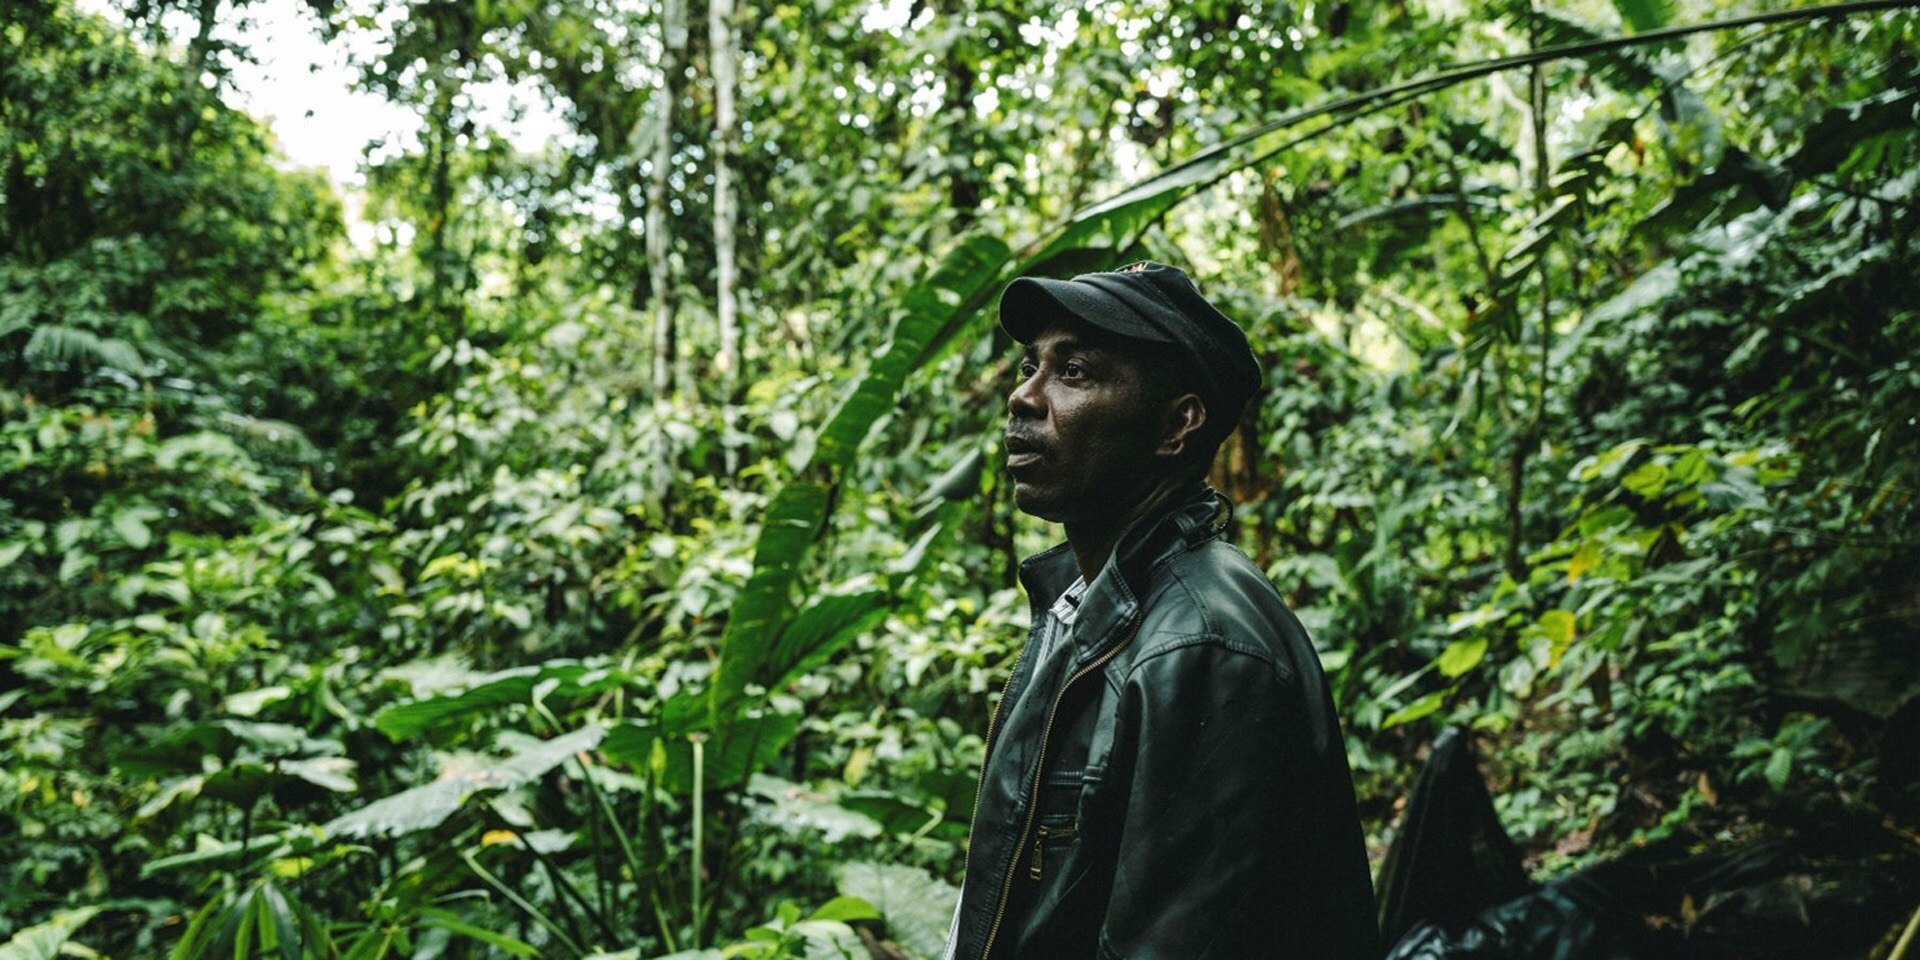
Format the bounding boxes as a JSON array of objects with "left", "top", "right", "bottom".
[
  {"left": 1026, "top": 823, "right": 1077, "bottom": 881},
  {"left": 976, "top": 613, "right": 1142, "bottom": 960}
]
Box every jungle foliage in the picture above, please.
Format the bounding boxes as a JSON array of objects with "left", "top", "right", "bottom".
[{"left": 3, "top": 0, "right": 1918, "bottom": 956}]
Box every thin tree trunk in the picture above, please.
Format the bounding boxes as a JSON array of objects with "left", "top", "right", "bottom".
[
  {"left": 649, "top": 0, "right": 688, "bottom": 399},
  {"left": 939, "top": 0, "right": 980, "bottom": 230},
  {"left": 1505, "top": 4, "right": 1554, "bottom": 583},
  {"left": 710, "top": 0, "right": 739, "bottom": 397}
]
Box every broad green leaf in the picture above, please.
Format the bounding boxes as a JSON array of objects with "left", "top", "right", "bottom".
[
  {"left": 748, "top": 774, "right": 884, "bottom": 843},
  {"left": 1613, "top": 0, "right": 1673, "bottom": 32},
  {"left": 603, "top": 711, "right": 799, "bottom": 794},
  {"left": 111, "top": 507, "right": 155, "bottom": 549},
  {"left": 808, "top": 896, "right": 881, "bottom": 924},
  {"left": 837, "top": 791, "right": 938, "bottom": 835},
  {"left": 767, "top": 590, "right": 889, "bottom": 689},
  {"left": 834, "top": 862, "right": 959, "bottom": 959},
  {"left": 326, "top": 725, "right": 605, "bottom": 839},
  {"left": 708, "top": 482, "right": 831, "bottom": 722},
  {"left": 374, "top": 660, "right": 626, "bottom": 740},
  {"left": 0, "top": 907, "right": 99, "bottom": 960},
  {"left": 22, "top": 324, "right": 143, "bottom": 372},
  {"left": 1621, "top": 461, "right": 1668, "bottom": 498},
  {"left": 117, "top": 720, "right": 339, "bottom": 778},
  {"left": 1435, "top": 637, "right": 1488, "bottom": 678},
  {"left": 281, "top": 756, "right": 358, "bottom": 793},
  {"left": 823, "top": 233, "right": 1015, "bottom": 461},
  {"left": 224, "top": 685, "right": 292, "bottom": 716},
  {"left": 1764, "top": 748, "right": 1793, "bottom": 790}
]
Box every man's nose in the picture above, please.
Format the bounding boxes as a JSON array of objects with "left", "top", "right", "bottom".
[{"left": 1007, "top": 369, "right": 1044, "bottom": 419}]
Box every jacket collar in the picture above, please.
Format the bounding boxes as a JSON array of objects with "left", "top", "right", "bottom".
[{"left": 1017, "top": 481, "right": 1231, "bottom": 665}]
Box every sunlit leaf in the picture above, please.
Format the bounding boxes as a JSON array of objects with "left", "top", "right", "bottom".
[
  {"left": 1566, "top": 541, "right": 1603, "bottom": 583},
  {"left": 0, "top": 907, "right": 99, "bottom": 960},
  {"left": 1383, "top": 691, "right": 1448, "bottom": 729},
  {"left": 1539, "top": 610, "right": 1578, "bottom": 668},
  {"left": 808, "top": 896, "right": 881, "bottom": 924},
  {"left": 1436, "top": 637, "right": 1488, "bottom": 678},
  {"left": 835, "top": 862, "right": 958, "bottom": 958}
]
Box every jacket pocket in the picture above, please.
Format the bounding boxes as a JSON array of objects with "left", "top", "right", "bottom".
[{"left": 1028, "top": 765, "right": 1097, "bottom": 884}]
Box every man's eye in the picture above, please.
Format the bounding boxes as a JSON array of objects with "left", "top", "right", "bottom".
[
  {"left": 1061, "top": 361, "right": 1086, "bottom": 379},
  {"left": 1018, "top": 361, "right": 1038, "bottom": 378}
]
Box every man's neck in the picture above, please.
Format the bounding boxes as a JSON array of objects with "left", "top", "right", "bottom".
[{"left": 1063, "top": 475, "right": 1199, "bottom": 581}]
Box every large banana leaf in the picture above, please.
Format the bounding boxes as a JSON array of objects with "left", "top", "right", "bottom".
[{"left": 707, "top": 235, "right": 1012, "bottom": 729}]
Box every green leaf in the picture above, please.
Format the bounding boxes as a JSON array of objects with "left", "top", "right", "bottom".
[
  {"left": 111, "top": 507, "right": 154, "bottom": 549},
  {"left": 820, "top": 233, "right": 1015, "bottom": 462},
  {"left": 1539, "top": 610, "right": 1577, "bottom": 668},
  {"left": 117, "top": 720, "right": 338, "bottom": 778},
  {"left": 416, "top": 909, "right": 540, "bottom": 958},
  {"left": 808, "top": 896, "right": 881, "bottom": 924},
  {"left": 834, "top": 862, "right": 959, "bottom": 959},
  {"left": 768, "top": 590, "right": 889, "bottom": 689},
  {"left": 22, "top": 324, "right": 144, "bottom": 372},
  {"left": 142, "top": 830, "right": 299, "bottom": 879},
  {"left": 374, "top": 660, "right": 625, "bottom": 740},
  {"left": 1566, "top": 541, "right": 1603, "bottom": 583},
  {"left": 748, "top": 774, "right": 884, "bottom": 843},
  {"left": 711, "top": 234, "right": 1014, "bottom": 739},
  {"left": 708, "top": 482, "right": 831, "bottom": 725},
  {"left": 1764, "top": 748, "right": 1793, "bottom": 790},
  {"left": 1383, "top": 691, "right": 1447, "bottom": 730},
  {"left": 1435, "top": 637, "right": 1488, "bottom": 678},
  {"left": 281, "top": 756, "right": 358, "bottom": 793},
  {"left": 0, "top": 907, "right": 100, "bottom": 960},
  {"left": 1787, "top": 84, "right": 1920, "bottom": 181},
  {"left": 1612, "top": 0, "right": 1673, "bottom": 33},
  {"left": 325, "top": 725, "right": 605, "bottom": 839},
  {"left": 602, "top": 710, "right": 799, "bottom": 794}
]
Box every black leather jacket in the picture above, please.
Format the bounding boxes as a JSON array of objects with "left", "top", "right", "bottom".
[{"left": 950, "top": 485, "right": 1379, "bottom": 960}]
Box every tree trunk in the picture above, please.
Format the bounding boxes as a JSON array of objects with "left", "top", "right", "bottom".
[
  {"left": 649, "top": 0, "right": 688, "bottom": 399},
  {"left": 709, "top": 0, "right": 739, "bottom": 397},
  {"left": 938, "top": 0, "right": 980, "bottom": 231}
]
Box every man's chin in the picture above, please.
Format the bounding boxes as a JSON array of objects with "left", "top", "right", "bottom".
[{"left": 1011, "top": 483, "right": 1070, "bottom": 523}]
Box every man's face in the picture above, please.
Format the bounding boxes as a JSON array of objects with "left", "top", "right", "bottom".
[{"left": 1004, "top": 318, "right": 1166, "bottom": 524}]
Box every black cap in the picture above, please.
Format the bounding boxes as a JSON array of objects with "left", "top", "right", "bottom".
[{"left": 999, "top": 260, "right": 1263, "bottom": 427}]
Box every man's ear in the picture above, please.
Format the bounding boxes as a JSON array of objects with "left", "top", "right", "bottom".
[{"left": 1158, "top": 393, "right": 1206, "bottom": 459}]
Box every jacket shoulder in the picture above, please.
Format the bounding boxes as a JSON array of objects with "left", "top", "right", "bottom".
[{"left": 1128, "top": 539, "right": 1315, "bottom": 674}]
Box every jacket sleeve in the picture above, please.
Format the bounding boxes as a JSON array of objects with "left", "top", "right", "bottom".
[{"left": 1096, "top": 640, "right": 1373, "bottom": 960}]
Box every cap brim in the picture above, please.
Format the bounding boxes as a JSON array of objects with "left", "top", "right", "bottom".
[{"left": 999, "top": 277, "right": 1173, "bottom": 345}]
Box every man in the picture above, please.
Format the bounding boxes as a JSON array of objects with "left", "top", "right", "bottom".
[{"left": 944, "top": 262, "right": 1378, "bottom": 960}]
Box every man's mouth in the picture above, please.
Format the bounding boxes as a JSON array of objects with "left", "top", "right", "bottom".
[{"left": 1004, "top": 432, "right": 1044, "bottom": 471}]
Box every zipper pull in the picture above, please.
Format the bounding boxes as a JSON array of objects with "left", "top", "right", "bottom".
[{"left": 1027, "top": 824, "right": 1075, "bottom": 881}]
